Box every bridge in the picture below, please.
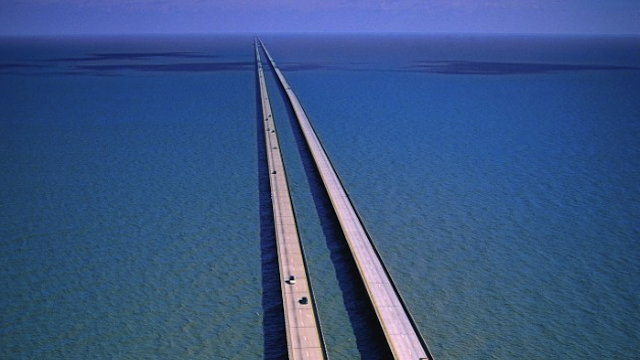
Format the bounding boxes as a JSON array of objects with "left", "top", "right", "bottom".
[
  {"left": 255, "top": 40, "right": 328, "bottom": 360},
  {"left": 258, "top": 38, "right": 435, "bottom": 360}
]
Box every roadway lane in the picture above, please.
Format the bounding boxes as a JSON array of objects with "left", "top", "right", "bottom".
[{"left": 255, "top": 39, "right": 327, "bottom": 360}]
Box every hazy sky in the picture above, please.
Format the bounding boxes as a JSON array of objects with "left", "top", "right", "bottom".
[{"left": 1, "top": 0, "right": 638, "bottom": 35}]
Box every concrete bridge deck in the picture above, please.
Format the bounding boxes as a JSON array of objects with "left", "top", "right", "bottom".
[
  {"left": 259, "top": 38, "right": 434, "bottom": 360},
  {"left": 255, "top": 40, "right": 327, "bottom": 360}
]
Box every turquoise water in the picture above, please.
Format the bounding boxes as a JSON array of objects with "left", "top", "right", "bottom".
[{"left": 2, "top": 35, "right": 640, "bottom": 359}]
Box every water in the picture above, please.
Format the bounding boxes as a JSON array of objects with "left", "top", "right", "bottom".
[{"left": 2, "top": 34, "right": 639, "bottom": 359}]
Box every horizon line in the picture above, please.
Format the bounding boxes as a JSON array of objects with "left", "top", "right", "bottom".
[{"left": 1, "top": 30, "right": 638, "bottom": 38}]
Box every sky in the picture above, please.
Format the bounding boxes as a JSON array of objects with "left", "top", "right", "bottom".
[{"left": 1, "top": 0, "right": 638, "bottom": 36}]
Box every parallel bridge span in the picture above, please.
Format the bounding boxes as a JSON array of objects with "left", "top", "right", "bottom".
[{"left": 255, "top": 39, "right": 327, "bottom": 360}]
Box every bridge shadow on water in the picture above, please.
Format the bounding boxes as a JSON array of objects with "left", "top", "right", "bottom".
[
  {"left": 256, "top": 65, "right": 287, "bottom": 360},
  {"left": 274, "top": 80, "right": 393, "bottom": 359}
]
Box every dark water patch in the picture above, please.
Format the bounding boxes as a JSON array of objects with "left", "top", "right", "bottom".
[
  {"left": 13, "top": 71, "right": 122, "bottom": 78},
  {"left": 48, "top": 52, "right": 217, "bottom": 63},
  {"left": 0, "top": 63, "right": 47, "bottom": 74},
  {"left": 0, "top": 63, "right": 46, "bottom": 70},
  {"left": 279, "top": 62, "right": 341, "bottom": 72},
  {"left": 74, "top": 61, "right": 252, "bottom": 73},
  {"left": 255, "top": 58, "right": 287, "bottom": 359},
  {"left": 54, "top": 71, "right": 120, "bottom": 77},
  {"left": 1, "top": 60, "right": 251, "bottom": 76},
  {"left": 406, "top": 61, "right": 640, "bottom": 75}
]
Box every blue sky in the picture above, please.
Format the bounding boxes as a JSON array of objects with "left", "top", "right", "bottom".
[{"left": 1, "top": 0, "right": 638, "bottom": 35}]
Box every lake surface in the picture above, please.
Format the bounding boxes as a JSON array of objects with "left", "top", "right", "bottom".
[{"left": 1, "top": 34, "right": 639, "bottom": 359}]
